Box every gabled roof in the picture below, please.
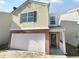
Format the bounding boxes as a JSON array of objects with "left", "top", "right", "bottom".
[
  {"left": 67, "top": 8, "right": 79, "bottom": 13},
  {"left": 12, "top": 1, "right": 49, "bottom": 15}
]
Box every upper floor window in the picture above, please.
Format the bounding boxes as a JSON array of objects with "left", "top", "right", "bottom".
[
  {"left": 20, "top": 13, "right": 28, "bottom": 22},
  {"left": 50, "top": 16, "right": 56, "bottom": 25},
  {"left": 20, "top": 11, "right": 37, "bottom": 23}
]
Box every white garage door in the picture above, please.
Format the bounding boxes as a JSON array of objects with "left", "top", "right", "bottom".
[{"left": 10, "top": 33, "right": 45, "bottom": 52}]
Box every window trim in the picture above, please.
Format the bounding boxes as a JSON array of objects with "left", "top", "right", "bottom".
[
  {"left": 20, "top": 11, "right": 37, "bottom": 23},
  {"left": 28, "top": 12, "right": 35, "bottom": 22},
  {"left": 20, "top": 13, "right": 28, "bottom": 23},
  {"left": 49, "top": 16, "right": 57, "bottom": 26}
]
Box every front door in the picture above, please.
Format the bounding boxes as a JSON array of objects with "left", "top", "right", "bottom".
[{"left": 51, "top": 34, "right": 57, "bottom": 48}]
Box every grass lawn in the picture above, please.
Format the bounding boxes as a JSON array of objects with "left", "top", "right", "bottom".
[
  {"left": 66, "top": 43, "right": 79, "bottom": 56},
  {"left": 0, "top": 43, "right": 8, "bottom": 50}
]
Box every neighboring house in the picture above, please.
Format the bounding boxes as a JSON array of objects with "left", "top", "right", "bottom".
[
  {"left": 9, "top": 0, "right": 66, "bottom": 55},
  {"left": 0, "top": 12, "right": 12, "bottom": 45},
  {"left": 60, "top": 8, "right": 79, "bottom": 47}
]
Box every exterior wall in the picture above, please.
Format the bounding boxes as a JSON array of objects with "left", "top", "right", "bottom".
[
  {"left": 60, "top": 10, "right": 79, "bottom": 47},
  {"left": 60, "top": 11, "right": 79, "bottom": 24},
  {"left": 11, "top": 3, "right": 49, "bottom": 30},
  {"left": 60, "top": 21, "right": 79, "bottom": 47},
  {"left": 0, "top": 12, "right": 12, "bottom": 45},
  {"left": 60, "top": 31, "right": 66, "bottom": 54}
]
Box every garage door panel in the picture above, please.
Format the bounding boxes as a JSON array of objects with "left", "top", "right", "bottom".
[
  {"left": 10, "top": 33, "right": 45, "bottom": 52},
  {"left": 11, "top": 37, "right": 30, "bottom": 50}
]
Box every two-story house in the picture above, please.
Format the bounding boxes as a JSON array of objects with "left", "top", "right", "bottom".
[
  {"left": 9, "top": 0, "right": 66, "bottom": 55},
  {"left": 60, "top": 8, "right": 79, "bottom": 47}
]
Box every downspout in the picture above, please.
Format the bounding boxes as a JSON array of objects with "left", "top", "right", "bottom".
[
  {"left": 77, "top": 9, "right": 79, "bottom": 24},
  {"left": 48, "top": 3, "right": 51, "bottom": 27}
]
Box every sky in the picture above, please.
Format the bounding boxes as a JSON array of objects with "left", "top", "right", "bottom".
[{"left": 0, "top": 0, "right": 79, "bottom": 13}]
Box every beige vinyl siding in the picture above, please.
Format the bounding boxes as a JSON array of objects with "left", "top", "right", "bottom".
[
  {"left": 0, "top": 12, "right": 12, "bottom": 45},
  {"left": 11, "top": 3, "right": 49, "bottom": 30}
]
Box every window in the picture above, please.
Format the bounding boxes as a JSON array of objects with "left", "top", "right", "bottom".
[
  {"left": 50, "top": 16, "right": 56, "bottom": 25},
  {"left": 20, "top": 13, "right": 28, "bottom": 23},
  {"left": 20, "top": 11, "right": 37, "bottom": 23},
  {"left": 28, "top": 12, "right": 34, "bottom": 22}
]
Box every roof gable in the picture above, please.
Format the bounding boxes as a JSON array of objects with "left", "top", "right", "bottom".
[{"left": 12, "top": 1, "right": 48, "bottom": 15}]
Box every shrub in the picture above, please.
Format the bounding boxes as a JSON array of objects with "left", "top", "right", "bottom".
[{"left": 77, "top": 44, "right": 79, "bottom": 55}]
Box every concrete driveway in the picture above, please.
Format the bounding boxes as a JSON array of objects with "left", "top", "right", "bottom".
[{"left": 0, "top": 50, "right": 67, "bottom": 58}]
